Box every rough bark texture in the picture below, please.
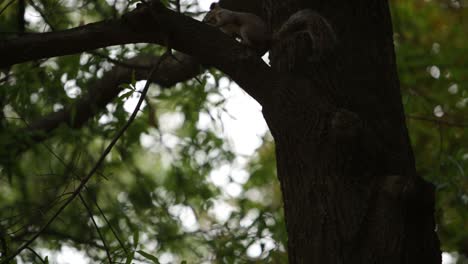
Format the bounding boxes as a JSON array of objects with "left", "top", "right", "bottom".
[{"left": 258, "top": 0, "right": 441, "bottom": 263}]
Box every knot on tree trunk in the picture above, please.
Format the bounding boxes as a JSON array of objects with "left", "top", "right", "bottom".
[{"left": 330, "top": 108, "right": 362, "bottom": 141}]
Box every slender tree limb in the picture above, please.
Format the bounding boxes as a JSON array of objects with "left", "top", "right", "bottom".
[
  {"left": 407, "top": 114, "right": 468, "bottom": 128},
  {"left": 0, "top": 52, "right": 201, "bottom": 161},
  {"left": 25, "top": 127, "right": 129, "bottom": 256},
  {"left": 87, "top": 51, "right": 152, "bottom": 70},
  {"left": 79, "top": 194, "right": 112, "bottom": 264},
  {"left": 0, "top": 15, "right": 155, "bottom": 66},
  {"left": 0, "top": 0, "right": 16, "bottom": 16},
  {"left": 84, "top": 186, "right": 128, "bottom": 255},
  {"left": 25, "top": 246, "right": 47, "bottom": 264},
  {"left": 0, "top": 51, "right": 171, "bottom": 264},
  {"left": 41, "top": 229, "right": 105, "bottom": 249},
  {"left": 0, "top": 1, "right": 201, "bottom": 160}
]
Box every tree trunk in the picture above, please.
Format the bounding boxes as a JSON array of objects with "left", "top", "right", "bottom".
[{"left": 259, "top": 0, "right": 441, "bottom": 263}]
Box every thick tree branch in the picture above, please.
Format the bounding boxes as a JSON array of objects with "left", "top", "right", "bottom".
[
  {"left": 1, "top": 0, "right": 276, "bottom": 103},
  {"left": 1, "top": 18, "right": 153, "bottom": 67},
  {"left": 0, "top": 52, "right": 201, "bottom": 160},
  {"left": 1, "top": 0, "right": 329, "bottom": 160},
  {"left": 27, "top": 53, "right": 198, "bottom": 133}
]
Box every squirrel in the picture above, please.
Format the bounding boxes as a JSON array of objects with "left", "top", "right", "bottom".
[
  {"left": 203, "top": 3, "right": 271, "bottom": 54},
  {"left": 203, "top": 3, "right": 336, "bottom": 56}
]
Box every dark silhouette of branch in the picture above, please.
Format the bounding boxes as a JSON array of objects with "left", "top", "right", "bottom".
[
  {"left": 0, "top": 0, "right": 16, "bottom": 16},
  {"left": 0, "top": 15, "right": 156, "bottom": 67},
  {"left": 79, "top": 194, "right": 112, "bottom": 264},
  {"left": 84, "top": 186, "right": 128, "bottom": 255},
  {"left": 42, "top": 229, "right": 105, "bottom": 249},
  {"left": 26, "top": 131, "right": 129, "bottom": 256},
  {"left": 0, "top": 52, "right": 201, "bottom": 162},
  {"left": 87, "top": 50, "right": 152, "bottom": 69},
  {"left": 1, "top": 2, "right": 201, "bottom": 157},
  {"left": 0, "top": 50, "right": 171, "bottom": 264},
  {"left": 17, "top": 0, "right": 25, "bottom": 33},
  {"left": 25, "top": 246, "right": 47, "bottom": 264},
  {"left": 407, "top": 114, "right": 468, "bottom": 128},
  {"left": 0, "top": 0, "right": 275, "bottom": 102}
]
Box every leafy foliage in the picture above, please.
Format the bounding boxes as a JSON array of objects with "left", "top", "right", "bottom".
[
  {"left": 0, "top": 0, "right": 466, "bottom": 263},
  {"left": 392, "top": 0, "right": 468, "bottom": 257}
]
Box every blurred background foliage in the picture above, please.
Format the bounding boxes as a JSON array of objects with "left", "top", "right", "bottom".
[
  {"left": 0, "top": 0, "right": 467, "bottom": 263},
  {"left": 392, "top": 0, "right": 468, "bottom": 261}
]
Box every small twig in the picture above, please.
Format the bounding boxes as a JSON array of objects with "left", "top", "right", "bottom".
[
  {"left": 84, "top": 186, "right": 128, "bottom": 255},
  {"left": 145, "top": 97, "right": 159, "bottom": 129},
  {"left": 25, "top": 246, "right": 47, "bottom": 264},
  {"left": 406, "top": 114, "right": 468, "bottom": 128},
  {"left": 27, "top": 0, "right": 55, "bottom": 31},
  {"left": 88, "top": 51, "right": 151, "bottom": 70},
  {"left": 438, "top": 122, "right": 443, "bottom": 178},
  {"left": 79, "top": 194, "right": 112, "bottom": 264},
  {"left": 168, "top": 53, "right": 204, "bottom": 85},
  {"left": 0, "top": 0, "right": 16, "bottom": 16},
  {"left": 0, "top": 51, "right": 171, "bottom": 264},
  {"left": 42, "top": 229, "right": 105, "bottom": 249}
]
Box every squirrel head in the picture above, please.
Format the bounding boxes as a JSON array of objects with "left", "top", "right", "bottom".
[
  {"left": 204, "top": 3, "right": 219, "bottom": 24},
  {"left": 209, "top": 2, "right": 220, "bottom": 10}
]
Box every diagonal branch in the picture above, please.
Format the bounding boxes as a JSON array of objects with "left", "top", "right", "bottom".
[
  {"left": 1, "top": 0, "right": 277, "bottom": 103},
  {"left": 407, "top": 114, "right": 468, "bottom": 128},
  {"left": 1, "top": 52, "right": 201, "bottom": 160},
  {"left": 79, "top": 194, "right": 112, "bottom": 264},
  {"left": 25, "top": 246, "right": 47, "bottom": 264},
  {"left": 0, "top": 17, "right": 156, "bottom": 67},
  {"left": 0, "top": 50, "right": 171, "bottom": 264},
  {"left": 84, "top": 185, "right": 128, "bottom": 255},
  {"left": 0, "top": 0, "right": 16, "bottom": 16}
]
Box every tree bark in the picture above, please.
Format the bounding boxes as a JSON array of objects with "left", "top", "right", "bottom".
[{"left": 259, "top": 0, "right": 441, "bottom": 263}]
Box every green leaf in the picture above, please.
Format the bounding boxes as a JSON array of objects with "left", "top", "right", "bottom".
[
  {"left": 125, "top": 251, "right": 135, "bottom": 264},
  {"left": 119, "top": 83, "right": 132, "bottom": 90},
  {"left": 137, "top": 250, "right": 160, "bottom": 263},
  {"left": 120, "top": 90, "right": 135, "bottom": 100},
  {"left": 160, "top": 0, "right": 170, "bottom": 7},
  {"left": 133, "top": 230, "right": 140, "bottom": 246}
]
